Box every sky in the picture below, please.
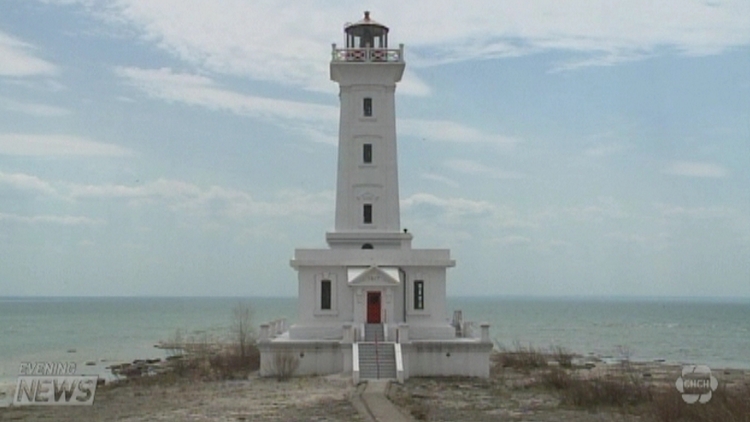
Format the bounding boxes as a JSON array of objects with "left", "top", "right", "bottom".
[{"left": 0, "top": 1, "right": 748, "bottom": 298}]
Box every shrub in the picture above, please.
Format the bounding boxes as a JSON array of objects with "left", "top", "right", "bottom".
[
  {"left": 493, "top": 342, "right": 548, "bottom": 372},
  {"left": 550, "top": 345, "right": 573, "bottom": 368},
  {"left": 542, "top": 367, "right": 572, "bottom": 390},
  {"left": 271, "top": 351, "right": 299, "bottom": 381}
]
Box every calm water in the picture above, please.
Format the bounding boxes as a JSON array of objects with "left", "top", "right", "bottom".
[{"left": 2, "top": 296, "right": 749, "bottom": 388}]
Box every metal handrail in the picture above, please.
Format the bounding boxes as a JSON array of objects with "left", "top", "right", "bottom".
[{"left": 374, "top": 329, "right": 380, "bottom": 379}]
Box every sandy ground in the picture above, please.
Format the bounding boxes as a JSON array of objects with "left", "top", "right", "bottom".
[
  {"left": 3, "top": 362, "right": 748, "bottom": 422},
  {"left": 0, "top": 374, "right": 364, "bottom": 422}
]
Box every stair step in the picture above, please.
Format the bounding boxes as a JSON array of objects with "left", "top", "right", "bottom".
[{"left": 357, "top": 339, "right": 397, "bottom": 380}]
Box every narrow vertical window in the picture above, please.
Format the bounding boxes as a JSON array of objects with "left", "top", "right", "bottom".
[
  {"left": 363, "top": 204, "right": 372, "bottom": 224},
  {"left": 363, "top": 97, "right": 373, "bottom": 117},
  {"left": 414, "top": 280, "right": 424, "bottom": 310},
  {"left": 321, "top": 280, "right": 331, "bottom": 310},
  {"left": 363, "top": 143, "right": 372, "bottom": 163}
]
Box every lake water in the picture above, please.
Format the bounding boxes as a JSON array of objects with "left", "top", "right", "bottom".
[{"left": 2, "top": 296, "right": 749, "bottom": 393}]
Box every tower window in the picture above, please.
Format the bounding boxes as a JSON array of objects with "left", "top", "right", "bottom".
[
  {"left": 363, "top": 98, "right": 373, "bottom": 117},
  {"left": 321, "top": 280, "right": 331, "bottom": 310},
  {"left": 363, "top": 143, "right": 372, "bottom": 163},
  {"left": 363, "top": 204, "right": 372, "bottom": 224},
  {"left": 414, "top": 280, "right": 424, "bottom": 310}
]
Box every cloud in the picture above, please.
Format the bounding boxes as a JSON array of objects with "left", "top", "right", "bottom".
[
  {"left": 0, "top": 170, "right": 335, "bottom": 226},
  {"left": 43, "top": 0, "right": 750, "bottom": 90},
  {"left": 402, "top": 192, "right": 496, "bottom": 218},
  {"left": 67, "top": 178, "right": 335, "bottom": 220},
  {"left": 420, "top": 173, "right": 459, "bottom": 188},
  {"left": 398, "top": 69, "right": 432, "bottom": 97},
  {"left": 445, "top": 159, "right": 524, "bottom": 179},
  {"left": 583, "top": 142, "right": 632, "bottom": 157},
  {"left": 0, "top": 213, "right": 103, "bottom": 226},
  {"left": 116, "top": 66, "right": 504, "bottom": 146},
  {"left": 116, "top": 67, "right": 337, "bottom": 123},
  {"left": 401, "top": 192, "right": 534, "bottom": 228},
  {"left": 0, "top": 97, "right": 70, "bottom": 116},
  {"left": 662, "top": 161, "right": 729, "bottom": 178},
  {"left": 564, "top": 196, "right": 629, "bottom": 222},
  {"left": 0, "top": 31, "right": 57, "bottom": 77},
  {"left": 655, "top": 203, "right": 738, "bottom": 220},
  {"left": 0, "top": 134, "right": 133, "bottom": 157},
  {"left": 606, "top": 231, "right": 648, "bottom": 244},
  {"left": 492, "top": 235, "right": 532, "bottom": 247},
  {"left": 401, "top": 119, "right": 519, "bottom": 145},
  {"left": 117, "top": 66, "right": 339, "bottom": 144},
  {"left": 0, "top": 172, "right": 60, "bottom": 197}
]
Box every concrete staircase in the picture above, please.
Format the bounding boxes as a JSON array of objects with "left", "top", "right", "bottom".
[
  {"left": 364, "top": 323, "right": 383, "bottom": 342},
  {"left": 359, "top": 324, "right": 396, "bottom": 379},
  {"left": 358, "top": 342, "right": 397, "bottom": 379}
]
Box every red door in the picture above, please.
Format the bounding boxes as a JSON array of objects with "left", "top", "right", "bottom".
[{"left": 367, "top": 291, "right": 381, "bottom": 323}]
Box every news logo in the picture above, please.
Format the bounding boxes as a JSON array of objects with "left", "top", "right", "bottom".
[
  {"left": 675, "top": 365, "right": 718, "bottom": 404},
  {"left": 13, "top": 362, "right": 98, "bottom": 406}
]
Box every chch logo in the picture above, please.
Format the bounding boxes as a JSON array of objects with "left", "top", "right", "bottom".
[{"left": 675, "top": 365, "right": 718, "bottom": 404}]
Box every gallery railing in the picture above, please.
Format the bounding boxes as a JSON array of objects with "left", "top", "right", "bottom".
[{"left": 331, "top": 44, "right": 404, "bottom": 63}]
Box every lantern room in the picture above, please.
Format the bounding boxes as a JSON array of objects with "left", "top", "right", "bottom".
[
  {"left": 332, "top": 12, "right": 403, "bottom": 63},
  {"left": 345, "top": 11, "right": 389, "bottom": 48}
]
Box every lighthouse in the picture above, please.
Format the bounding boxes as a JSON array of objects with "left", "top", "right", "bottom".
[
  {"left": 258, "top": 12, "right": 492, "bottom": 381},
  {"left": 327, "top": 11, "right": 411, "bottom": 250}
]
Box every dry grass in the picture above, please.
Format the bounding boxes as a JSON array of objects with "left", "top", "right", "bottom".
[
  {"left": 650, "top": 384, "right": 750, "bottom": 422},
  {"left": 121, "top": 325, "right": 261, "bottom": 385},
  {"left": 550, "top": 345, "right": 574, "bottom": 368},
  {"left": 526, "top": 356, "right": 750, "bottom": 421},
  {"left": 493, "top": 342, "right": 548, "bottom": 372},
  {"left": 492, "top": 342, "right": 575, "bottom": 373},
  {"left": 539, "top": 366, "right": 652, "bottom": 408}
]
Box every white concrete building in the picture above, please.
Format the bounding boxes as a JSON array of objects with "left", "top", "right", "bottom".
[{"left": 259, "top": 12, "right": 492, "bottom": 381}]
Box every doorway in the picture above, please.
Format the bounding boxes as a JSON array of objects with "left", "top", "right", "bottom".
[{"left": 367, "top": 291, "right": 381, "bottom": 323}]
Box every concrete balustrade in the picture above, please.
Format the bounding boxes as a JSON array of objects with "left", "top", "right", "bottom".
[
  {"left": 480, "top": 323, "right": 490, "bottom": 343},
  {"left": 398, "top": 323, "right": 409, "bottom": 343},
  {"left": 259, "top": 319, "right": 288, "bottom": 342},
  {"left": 342, "top": 323, "right": 353, "bottom": 344},
  {"left": 259, "top": 324, "right": 270, "bottom": 342}
]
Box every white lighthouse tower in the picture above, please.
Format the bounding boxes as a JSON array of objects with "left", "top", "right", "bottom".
[
  {"left": 258, "top": 12, "right": 492, "bottom": 381},
  {"left": 327, "top": 11, "right": 407, "bottom": 248}
]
